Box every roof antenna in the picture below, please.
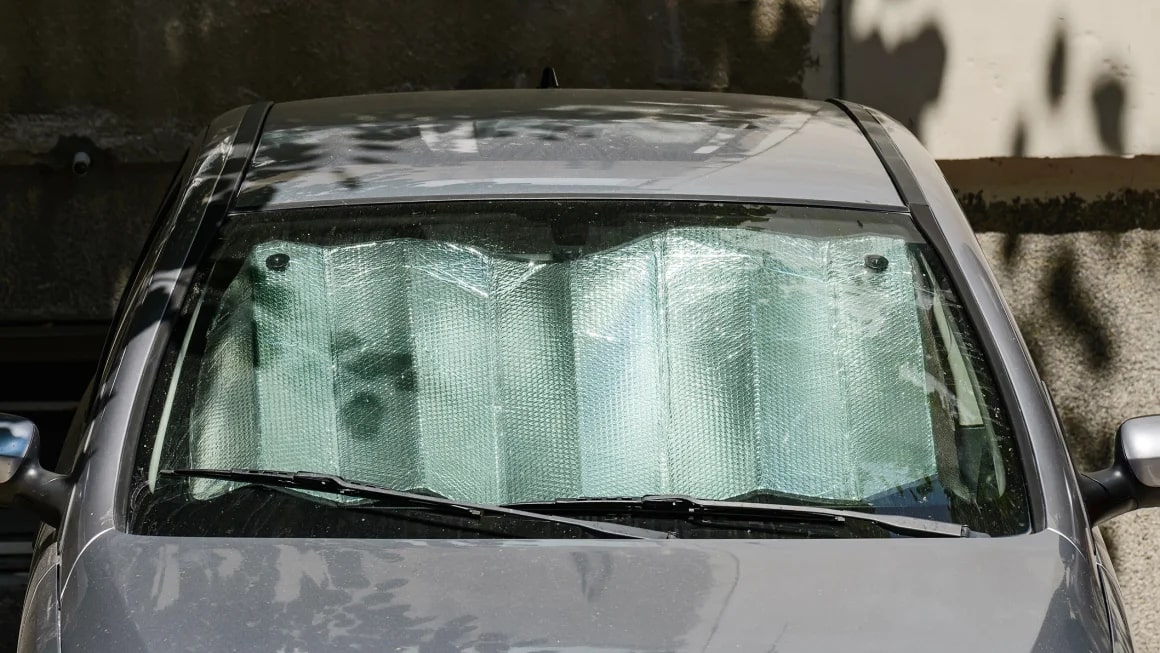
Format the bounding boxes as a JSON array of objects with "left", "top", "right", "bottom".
[{"left": 539, "top": 67, "right": 560, "bottom": 89}]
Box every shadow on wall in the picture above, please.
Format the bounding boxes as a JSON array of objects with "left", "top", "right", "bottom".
[
  {"left": 1018, "top": 17, "right": 1128, "bottom": 157},
  {"left": 1092, "top": 74, "right": 1126, "bottom": 155},
  {"left": 836, "top": 0, "right": 948, "bottom": 141},
  {"left": 989, "top": 240, "right": 1117, "bottom": 401},
  {"left": 665, "top": 0, "right": 817, "bottom": 95},
  {"left": 835, "top": 0, "right": 1129, "bottom": 158}
]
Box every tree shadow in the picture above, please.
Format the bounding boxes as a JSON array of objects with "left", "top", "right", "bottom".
[
  {"left": 669, "top": 0, "right": 817, "bottom": 96},
  {"left": 1091, "top": 74, "right": 1127, "bottom": 155},
  {"left": 839, "top": 1, "right": 947, "bottom": 140},
  {"left": 1046, "top": 25, "right": 1068, "bottom": 109},
  {"left": 1010, "top": 119, "right": 1028, "bottom": 158},
  {"left": 1000, "top": 231, "right": 1021, "bottom": 264},
  {"left": 1045, "top": 245, "right": 1114, "bottom": 371}
]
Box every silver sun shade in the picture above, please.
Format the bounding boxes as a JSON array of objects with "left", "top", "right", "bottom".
[{"left": 186, "top": 227, "right": 936, "bottom": 503}]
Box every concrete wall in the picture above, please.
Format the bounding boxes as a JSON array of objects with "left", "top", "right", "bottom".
[
  {"left": 839, "top": 0, "right": 1160, "bottom": 158},
  {"left": 2, "top": 0, "right": 1159, "bottom": 649}
]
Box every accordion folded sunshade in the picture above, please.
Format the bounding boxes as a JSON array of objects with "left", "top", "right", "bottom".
[{"left": 186, "top": 227, "right": 938, "bottom": 503}]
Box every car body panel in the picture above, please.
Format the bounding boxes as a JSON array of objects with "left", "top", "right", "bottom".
[
  {"left": 58, "top": 530, "right": 1106, "bottom": 653},
  {"left": 1093, "top": 527, "right": 1133, "bottom": 650},
  {"left": 17, "top": 539, "right": 59, "bottom": 653},
  {"left": 234, "top": 90, "right": 905, "bottom": 211}
]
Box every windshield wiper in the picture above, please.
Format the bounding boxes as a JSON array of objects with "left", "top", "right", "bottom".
[
  {"left": 160, "top": 468, "right": 672, "bottom": 540},
  {"left": 504, "top": 494, "right": 983, "bottom": 538}
]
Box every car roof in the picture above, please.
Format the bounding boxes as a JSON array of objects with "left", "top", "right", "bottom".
[{"left": 233, "top": 89, "right": 905, "bottom": 212}]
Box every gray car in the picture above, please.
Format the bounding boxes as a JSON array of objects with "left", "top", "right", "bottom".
[{"left": 3, "top": 89, "right": 1159, "bottom": 652}]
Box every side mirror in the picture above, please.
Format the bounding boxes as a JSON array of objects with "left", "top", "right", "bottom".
[
  {"left": 1080, "top": 415, "right": 1160, "bottom": 526},
  {"left": 0, "top": 413, "right": 69, "bottom": 526}
]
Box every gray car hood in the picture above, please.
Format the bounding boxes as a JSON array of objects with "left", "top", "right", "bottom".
[{"left": 59, "top": 529, "right": 1107, "bottom": 652}]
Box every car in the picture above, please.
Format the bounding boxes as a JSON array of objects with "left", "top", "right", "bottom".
[{"left": 2, "top": 88, "right": 1158, "bottom": 652}]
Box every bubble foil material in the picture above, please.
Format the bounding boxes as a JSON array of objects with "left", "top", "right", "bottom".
[{"left": 187, "top": 228, "right": 936, "bottom": 503}]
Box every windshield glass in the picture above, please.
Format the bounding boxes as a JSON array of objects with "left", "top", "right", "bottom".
[{"left": 129, "top": 200, "right": 1029, "bottom": 537}]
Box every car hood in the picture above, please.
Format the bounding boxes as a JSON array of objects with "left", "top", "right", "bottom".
[{"left": 59, "top": 529, "right": 1107, "bottom": 653}]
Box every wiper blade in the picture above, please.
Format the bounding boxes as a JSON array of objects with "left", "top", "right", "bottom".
[
  {"left": 506, "top": 494, "right": 981, "bottom": 538},
  {"left": 160, "top": 468, "right": 672, "bottom": 540}
]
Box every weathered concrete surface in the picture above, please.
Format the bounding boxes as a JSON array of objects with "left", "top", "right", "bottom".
[
  {"left": 11, "top": 0, "right": 1160, "bottom": 161},
  {"left": 0, "top": 163, "right": 174, "bottom": 321},
  {"left": 0, "top": 0, "right": 822, "bottom": 150}
]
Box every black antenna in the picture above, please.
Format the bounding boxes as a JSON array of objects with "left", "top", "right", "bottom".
[{"left": 538, "top": 67, "right": 560, "bottom": 89}]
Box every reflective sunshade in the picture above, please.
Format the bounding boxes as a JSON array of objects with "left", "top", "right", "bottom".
[
  {"left": 134, "top": 201, "right": 1029, "bottom": 536},
  {"left": 187, "top": 228, "right": 935, "bottom": 503}
]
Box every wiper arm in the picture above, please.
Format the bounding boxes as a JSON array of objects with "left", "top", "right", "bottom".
[
  {"left": 160, "top": 468, "right": 672, "bottom": 540},
  {"left": 506, "top": 494, "right": 982, "bottom": 538}
]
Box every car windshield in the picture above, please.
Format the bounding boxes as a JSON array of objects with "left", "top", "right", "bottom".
[{"left": 129, "top": 200, "right": 1029, "bottom": 537}]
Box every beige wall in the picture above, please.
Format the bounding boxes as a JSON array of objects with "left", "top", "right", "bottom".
[{"left": 835, "top": 0, "right": 1160, "bottom": 159}]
